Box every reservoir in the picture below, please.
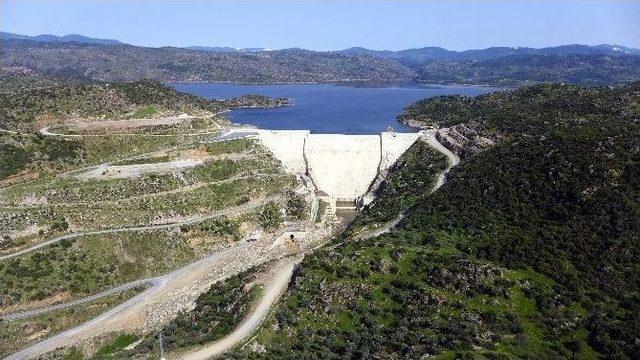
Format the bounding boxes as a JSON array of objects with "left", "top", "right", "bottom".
[{"left": 171, "top": 83, "right": 499, "bottom": 135}]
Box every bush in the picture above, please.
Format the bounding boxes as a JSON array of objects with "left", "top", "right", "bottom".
[
  {"left": 285, "top": 190, "right": 307, "bottom": 220},
  {"left": 94, "top": 333, "right": 138, "bottom": 358},
  {"left": 258, "top": 202, "right": 283, "bottom": 230},
  {"left": 0, "top": 144, "right": 30, "bottom": 180}
]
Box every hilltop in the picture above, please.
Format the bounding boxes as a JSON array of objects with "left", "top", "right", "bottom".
[
  {"left": 0, "top": 78, "right": 289, "bottom": 184},
  {"left": 0, "top": 31, "right": 123, "bottom": 45},
  {"left": 0, "top": 39, "right": 415, "bottom": 84},
  {"left": 0, "top": 78, "right": 288, "bottom": 131}
]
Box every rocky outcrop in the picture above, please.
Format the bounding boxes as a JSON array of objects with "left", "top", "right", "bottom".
[{"left": 436, "top": 121, "right": 498, "bottom": 158}]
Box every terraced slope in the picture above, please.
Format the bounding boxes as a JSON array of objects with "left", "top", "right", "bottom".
[{"left": 0, "top": 79, "right": 303, "bottom": 359}]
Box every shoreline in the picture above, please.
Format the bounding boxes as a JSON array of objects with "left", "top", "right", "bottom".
[{"left": 168, "top": 80, "right": 507, "bottom": 89}]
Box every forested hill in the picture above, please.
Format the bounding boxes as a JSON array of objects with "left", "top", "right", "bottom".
[
  {"left": 0, "top": 77, "right": 289, "bottom": 131},
  {"left": 339, "top": 44, "right": 640, "bottom": 65},
  {"left": 2, "top": 37, "right": 640, "bottom": 85},
  {"left": 0, "top": 39, "right": 416, "bottom": 83},
  {"left": 416, "top": 54, "right": 640, "bottom": 86},
  {"left": 399, "top": 82, "right": 640, "bottom": 135},
  {"left": 229, "top": 83, "right": 640, "bottom": 358}
]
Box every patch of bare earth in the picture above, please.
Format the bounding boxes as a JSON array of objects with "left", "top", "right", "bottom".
[
  {"left": 180, "top": 147, "right": 210, "bottom": 160},
  {"left": 7, "top": 224, "right": 48, "bottom": 241},
  {"left": 69, "top": 115, "right": 193, "bottom": 131},
  {"left": 73, "top": 159, "right": 204, "bottom": 180},
  {"left": 0, "top": 169, "right": 40, "bottom": 187},
  {"left": 18, "top": 194, "right": 48, "bottom": 206}
]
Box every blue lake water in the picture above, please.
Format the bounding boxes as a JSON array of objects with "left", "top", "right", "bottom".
[{"left": 171, "top": 83, "right": 500, "bottom": 135}]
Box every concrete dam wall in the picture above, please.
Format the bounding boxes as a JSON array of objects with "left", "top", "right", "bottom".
[
  {"left": 304, "top": 134, "right": 381, "bottom": 199},
  {"left": 254, "top": 130, "right": 421, "bottom": 200},
  {"left": 254, "top": 130, "right": 310, "bottom": 174}
]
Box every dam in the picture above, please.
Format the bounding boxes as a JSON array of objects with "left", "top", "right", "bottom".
[{"left": 213, "top": 129, "right": 422, "bottom": 211}]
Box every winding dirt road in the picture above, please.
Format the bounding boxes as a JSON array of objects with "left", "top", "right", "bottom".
[
  {"left": 4, "top": 239, "right": 263, "bottom": 360},
  {"left": 39, "top": 126, "right": 222, "bottom": 138},
  {"left": 2, "top": 171, "right": 280, "bottom": 211},
  {"left": 422, "top": 128, "right": 460, "bottom": 192},
  {"left": 356, "top": 129, "right": 459, "bottom": 241},
  {"left": 0, "top": 195, "right": 279, "bottom": 261},
  {"left": 177, "top": 256, "right": 300, "bottom": 360},
  {"left": 1, "top": 278, "right": 153, "bottom": 321}
]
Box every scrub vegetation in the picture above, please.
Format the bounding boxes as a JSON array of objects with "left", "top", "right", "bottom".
[
  {"left": 347, "top": 140, "right": 447, "bottom": 234},
  {"left": 0, "top": 80, "right": 227, "bottom": 132},
  {"left": 0, "top": 288, "right": 141, "bottom": 358},
  {"left": 1, "top": 230, "right": 191, "bottom": 310},
  {"left": 127, "top": 267, "right": 264, "bottom": 356},
  {"left": 230, "top": 82, "right": 640, "bottom": 359},
  {"left": 0, "top": 80, "right": 296, "bottom": 320}
]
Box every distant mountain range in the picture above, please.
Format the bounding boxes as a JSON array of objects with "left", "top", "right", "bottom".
[
  {"left": 0, "top": 31, "right": 123, "bottom": 45},
  {"left": 4, "top": 31, "right": 638, "bottom": 59},
  {"left": 338, "top": 44, "right": 640, "bottom": 68},
  {"left": 1, "top": 31, "right": 639, "bottom": 86},
  {"left": 186, "top": 46, "right": 268, "bottom": 53}
]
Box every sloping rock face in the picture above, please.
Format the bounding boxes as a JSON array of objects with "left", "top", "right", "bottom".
[{"left": 436, "top": 121, "right": 498, "bottom": 158}]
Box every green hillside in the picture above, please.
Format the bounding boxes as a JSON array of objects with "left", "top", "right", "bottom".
[{"left": 229, "top": 83, "right": 640, "bottom": 359}]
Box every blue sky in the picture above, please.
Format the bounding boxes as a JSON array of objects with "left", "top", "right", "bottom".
[{"left": 1, "top": 0, "right": 639, "bottom": 51}]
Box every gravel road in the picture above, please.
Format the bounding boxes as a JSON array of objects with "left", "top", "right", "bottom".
[
  {"left": 5, "top": 238, "right": 263, "bottom": 360},
  {"left": 0, "top": 195, "right": 279, "bottom": 261},
  {"left": 355, "top": 129, "right": 459, "bottom": 241},
  {"left": 1, "top": 278, "right": 152, "bottom": 321},
  {"left": 39, "top": 126, "right": 222, "bottom": 138},
  {"left": 422, "top": 128, "right": 461, "bottom": 192},
  {"left": 177, "top": 256, "right": 300, "bottom": 360}
]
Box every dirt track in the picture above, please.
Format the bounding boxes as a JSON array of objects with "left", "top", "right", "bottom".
[
  {"left": 0, "top": 195, "right": 280, "bottom": 261},
  {"left": 70, "top": 115, "right": 192, "bottom": 130},
  {"left": 74, "top": 159, "right": 205, "bottom": 180},
  {"left": 176, "top": 256, "right": 301, "bottom": 360},
  {"left": 3, "top": 170, "right": 279, "bottom": 210},
  {"left": 356, "top": 129, "right": 459, "bottom": 241},
  {"left": 5, "top": 240, "right": 258, "bottom": 360},
  {"left": 422, "top": 128, "right": 460, "bottom": 191}
]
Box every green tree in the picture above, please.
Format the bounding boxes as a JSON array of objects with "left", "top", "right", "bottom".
[
  {"left": 285, "top": 190, "right": 307, "bottom": 220},
  {"left": 258, "top": 202, "right": 283, "bottom": 230}
]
